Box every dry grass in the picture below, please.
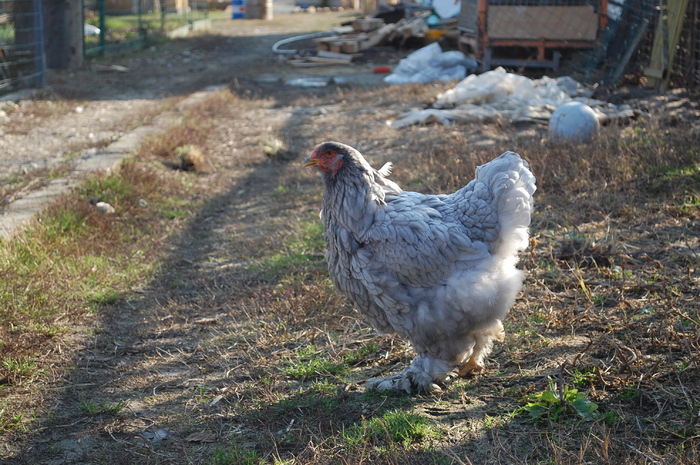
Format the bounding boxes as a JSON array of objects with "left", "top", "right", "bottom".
[{"left": 1, "top": 82, "right": 699, "bottom": 465}]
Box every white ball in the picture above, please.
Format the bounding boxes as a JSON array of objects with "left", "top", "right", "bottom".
[{"left": 549, "top": 102, "right": 600, "bottom": 143}]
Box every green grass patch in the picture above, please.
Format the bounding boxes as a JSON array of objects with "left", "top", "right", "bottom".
[
  {"left": 283, "top": 345, "right": 348, "bottom": 380},
  {"left": 0, "top": 355, "right": 40, "bottom": 386},
  {"left": 0, "top": 405, "right": 26, "bottom": 432},
  {"left": 342, "top": 409, "right": 442, "bottom": 449},
  {"left": 79, "top": 399, "right": 128, "bottom": 416},
  {"left": 0, "top": 159, "right": 199, "bottom": 381},
  {"left": 209, "top": 442, "right": 262, "bottom": 465},
  {"left": 249, "top": 219, "right": 326, "bottom": 278},
  {"left": 343, "top": 341, "right": 378, "bottom": 366}
]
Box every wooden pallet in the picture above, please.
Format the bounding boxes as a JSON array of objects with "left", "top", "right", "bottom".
[
  {"left": 315, "top": 23, "right": 396, "bottom": 55},
  {"left": 352, "top": 18, "right": 384, "bottom": 32}
]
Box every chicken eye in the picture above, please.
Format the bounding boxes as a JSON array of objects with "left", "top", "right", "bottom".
[{"left": 322, "top": 151, "right": 334, "bottom": 159}]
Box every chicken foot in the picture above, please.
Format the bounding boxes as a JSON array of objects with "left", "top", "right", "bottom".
[
  {"left": 456, "top": 321, "right": 505, "bottom": 376},
  {"left": 365, "top": 353, "right": 455, "bottom": 394}
]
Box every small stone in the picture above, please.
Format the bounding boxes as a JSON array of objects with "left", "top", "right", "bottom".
[
  {"left": 95, "top": 202, "right": 115, "bottom": 214},
  {"left": 138, "top": 199, "right": 149, "bottom": 207}
]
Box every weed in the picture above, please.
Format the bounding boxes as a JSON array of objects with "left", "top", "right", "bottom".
[
  {"left": 79, "top": 399, "right": 128, "bottom": 416},
  {"left": 483, "top": 414, "right": 507, "bottom": 429},
  {"left": 344, "top": 341, "right": 378, "bottom": 366},
  {"left": 0, "top": 355, "right": 39, "bottom": 386},
  {"left": 515, "top": 377, "right": 599, "bottom": 423},
  {"left": 571, "top": 367, "right": 597, "bottom": 388},
  {"left": 41, "top": 206, "right": 90, "bottom": 240},
  {"left": 79, "top": 174, "right": 135, "bottom": 208},
  {"left": 80, "top": 399, "right": 127, "bottom": 415},
  {"left": 0, "top": 406, "right": 25, "bottom": 431},
  {"left": 620, "top": 387, "right": 642, "bottom": 402}
]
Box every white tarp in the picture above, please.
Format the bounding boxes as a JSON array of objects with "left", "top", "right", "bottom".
[
  {"left": 384, "top": 42, "right": 478, "bottom": 85},
  {"left": 386, "top": 67, "right": 637, "bottom": 129},
  {"left": 433, "top": 0, "right": 462, "bottom": 20}
]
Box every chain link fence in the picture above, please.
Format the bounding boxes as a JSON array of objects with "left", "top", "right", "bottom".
[
  {"left": 594, "top": 0, "right": 698, "bottom": 89},
  {"left": 664, "top": 0, "right": 698, "bottom": 88},
  {"left": 0, "top": 0, "right": 45, "bottom": 94}
]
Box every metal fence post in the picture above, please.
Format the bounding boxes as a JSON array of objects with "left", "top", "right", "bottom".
[{"left": 32, "top": 0, "right": 45, "bottom": 88}]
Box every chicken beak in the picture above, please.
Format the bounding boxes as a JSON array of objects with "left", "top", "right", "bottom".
[{"left": 303, "top": 156, "right": 319, "bottom": 168}]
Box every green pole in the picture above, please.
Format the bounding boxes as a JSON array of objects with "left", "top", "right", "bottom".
[
  {"left": 138, "top": 0, "right": 143, "bottom": 38},
  {"left": 98, "top": 0, "right": 105, "bottom": 55}
]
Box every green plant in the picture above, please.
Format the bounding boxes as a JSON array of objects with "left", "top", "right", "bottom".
[
  {"left": 620, "top": 387, "right": 642, "bottom": 402},
  {"left": 79, "top": 399, "right": 127, "bottom": 416},
  {"left": 515, "top": 377, "right": 599, "bottom": 423},
  {"left": 344, "top": 342, "right": 377, "bottom": 365},
  {"left": 0, "top": 405, "right": 25, "bottom": 431},
  {"left": 0, "top": 356, "right": 39, "bottom": 385},
  {"left": 571, "top": 367, "right": 597, "bottom": 388},
  {"left": 79, "top": 174, "right": 135, "bottom": 207}
]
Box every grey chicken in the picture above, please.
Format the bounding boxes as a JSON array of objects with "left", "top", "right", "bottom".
[{"left": 304, "top": 142, "right": 536, "bottom": 393}]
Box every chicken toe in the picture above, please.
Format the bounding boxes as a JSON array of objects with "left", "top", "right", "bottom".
[
  {"left": 365, "top": 353, "right": 452, "bottom": 394},
  {"left": 456, "top": 359, "right": 485, "bottom": 377}
]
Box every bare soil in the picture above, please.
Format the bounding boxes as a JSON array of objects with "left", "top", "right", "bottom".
[{"left": 1, "top": 10, "right": 700, "bottom": 465}]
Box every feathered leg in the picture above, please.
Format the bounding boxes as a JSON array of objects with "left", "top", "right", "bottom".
[
  {"left": 365, "top": 353, "right": 456, "bottom": 394},
  {"left": 365, "top": 321, "right": 505, "bottom": 393},
  {"left": 456, "top": 320, "right": 504, "bottom": 376}
]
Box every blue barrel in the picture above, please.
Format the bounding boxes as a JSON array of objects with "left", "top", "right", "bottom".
[{"left": 232, "top": 0, "right": 245, "bottom": 19}]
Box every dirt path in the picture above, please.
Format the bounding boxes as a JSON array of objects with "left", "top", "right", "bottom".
[
  {"left": 0, "top": 10, "right": 376, "bottom": 201},
  {"left": 0, "top": 10, "right": 391, "bottom": 237}
]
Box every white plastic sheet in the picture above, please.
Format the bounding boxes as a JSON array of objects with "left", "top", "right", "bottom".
[
  {"left": 384, "top": 43, "right": 477, "bottom": 85},
  {"left": 387, "top": 67, "right": 636, "bottom": 129},
  {"left": 433, "top": 0, "right": 462, "bottom": 20}
]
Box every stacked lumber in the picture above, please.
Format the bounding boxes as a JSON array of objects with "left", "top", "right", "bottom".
[
  {"left": 286, "top": 50, "right": 357, "bottom": 67},
  {"left": 282, "top": 14, "right": 433, "bottom": 67},
  {"left": 389, "top": 14, "right": 429, "bottom": 40}
]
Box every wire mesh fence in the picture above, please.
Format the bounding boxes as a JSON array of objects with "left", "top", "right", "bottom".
[
  {"left": 84, "top": 0, "right": 210, "bottom": 57},
  {"left": 585, "top": 0, "right": 656, "bottom": 85},
  {"left": 461, "top": 0, "right": 700, "bottom": 89},
  {"left": 0, "top": 0, "right": 45, "bottom": 94},
  {"left": 670, "top": 0, "right": 699, "bottom": 88}
]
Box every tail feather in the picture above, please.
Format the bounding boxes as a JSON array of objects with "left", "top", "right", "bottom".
[{"left": 476, "top": 151, "right": 536, "bottom": 257}]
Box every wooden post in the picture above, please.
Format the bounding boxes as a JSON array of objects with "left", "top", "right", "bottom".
[
  {"left": 476, "top": 0, "right": 488, "bottom": 60},
  {"left": 44, "top": 0, "right": 83, "bottom": 69},
  {"left": 645, "top": 0, "right": 690, "bottom": 91}
]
